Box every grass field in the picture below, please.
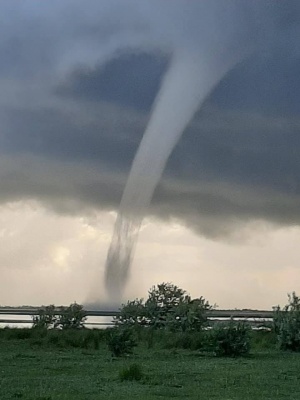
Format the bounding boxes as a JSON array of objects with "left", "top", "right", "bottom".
[{"left": 0, "top": 329, "right": 300, "bottom": 400}]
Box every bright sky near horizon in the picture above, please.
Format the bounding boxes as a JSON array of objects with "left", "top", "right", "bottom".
[
  {"left": 0, "top": 1, "right": 300, "bottom": 309},
  {"left": 1, "top": 200, "right": 300, "bottom": 310}
]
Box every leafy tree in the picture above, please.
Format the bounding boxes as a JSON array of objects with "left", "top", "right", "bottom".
[
  {"left": 32, "top": 303, "right": 87, "bottom": 330},
  {"left": 32, "top": 305, "right": 57, "bottom": 329},
  {"left": 57, "top": 303, "right": 87, "bottom": 330},
  {"left": 145, "top": 283, "right": 211, "bottom": 331},
  {"left": 116, "top": 298, "right": 146, "bottom": 327},
  {"left": 116, "top": 282, "right": 212, "bottom": 332},
  {"left": 166, "top": 297, "right": 211, "bottom": 332},
  {"left": 146, "top": 283, "right": 186, "bottom": 310}
]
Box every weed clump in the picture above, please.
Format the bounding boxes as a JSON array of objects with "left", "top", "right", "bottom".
[{"left": 119, "top": 363, "right": 143, "bottom": 381}]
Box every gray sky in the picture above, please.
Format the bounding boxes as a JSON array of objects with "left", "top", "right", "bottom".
[{"left": 0, "top": 1, "right": 300, "bottom": 308}]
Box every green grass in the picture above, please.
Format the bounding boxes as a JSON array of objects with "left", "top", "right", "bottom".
[{"left": 0, "top": 329, "right": 299, "bottom": 399}]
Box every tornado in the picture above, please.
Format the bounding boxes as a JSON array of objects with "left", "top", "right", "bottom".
[
  {"left": 104, "top": 1, "right": 269, "bottom": 299},
  {"left": 104, "top": 49, "right": 240, "bottom": 297}
]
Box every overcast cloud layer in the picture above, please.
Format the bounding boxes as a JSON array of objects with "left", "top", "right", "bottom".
[{"left": 0, "top": 1, "right": 299, "bottom": 235}]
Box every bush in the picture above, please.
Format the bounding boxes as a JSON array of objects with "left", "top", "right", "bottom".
[
  {"left": 107, "top": 327, "right": 137, "bottom": 357},
  {"left": 208, "top": 321, "right": 251, "bottom": 357},
  {"left": 273, "top": 292, "right": 300, "bottom": 351},
  {"left": 119, "top": 363, "right": 143, "bottom": 381}
]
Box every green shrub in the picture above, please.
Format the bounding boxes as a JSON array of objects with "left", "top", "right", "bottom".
[
  {"left": 208, "top": 321, "right": 251, "bottom": 357},
  {"left": 273, "top": 292, "right": 300, "bottom": 351},
  {"left": 107, "top": 327, "right": 137, "bottom": 357},
  {"left": 119, "top": 363, "right": 143, "bottom": 381}
]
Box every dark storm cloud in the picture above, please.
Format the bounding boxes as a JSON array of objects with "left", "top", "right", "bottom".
[
  {"left": 212, "top": 54, "right": 300, "bottom": 116},
  {"left": 0, "top": 103, "right": 143, "bottom": 166},
  {"left": 0, "top": 1, "right": 300, "bottom": 238},
  {"left": 169, "top": 54, "right": 300, "bottom": 191},
  {"left": 58, "top": 52, "right": 169, "bottom": 112}
]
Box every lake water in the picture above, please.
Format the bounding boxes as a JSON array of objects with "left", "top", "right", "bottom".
[
  {"left": 0, "top": 315, "right": 115, "bottom": 329},
  {"left": 0, "top": 313, "right": 272, "bottom": 330}
]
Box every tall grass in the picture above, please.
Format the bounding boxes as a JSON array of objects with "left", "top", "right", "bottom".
[{"left": 0, "top": 327, "right": 107, "bottom": 350}]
